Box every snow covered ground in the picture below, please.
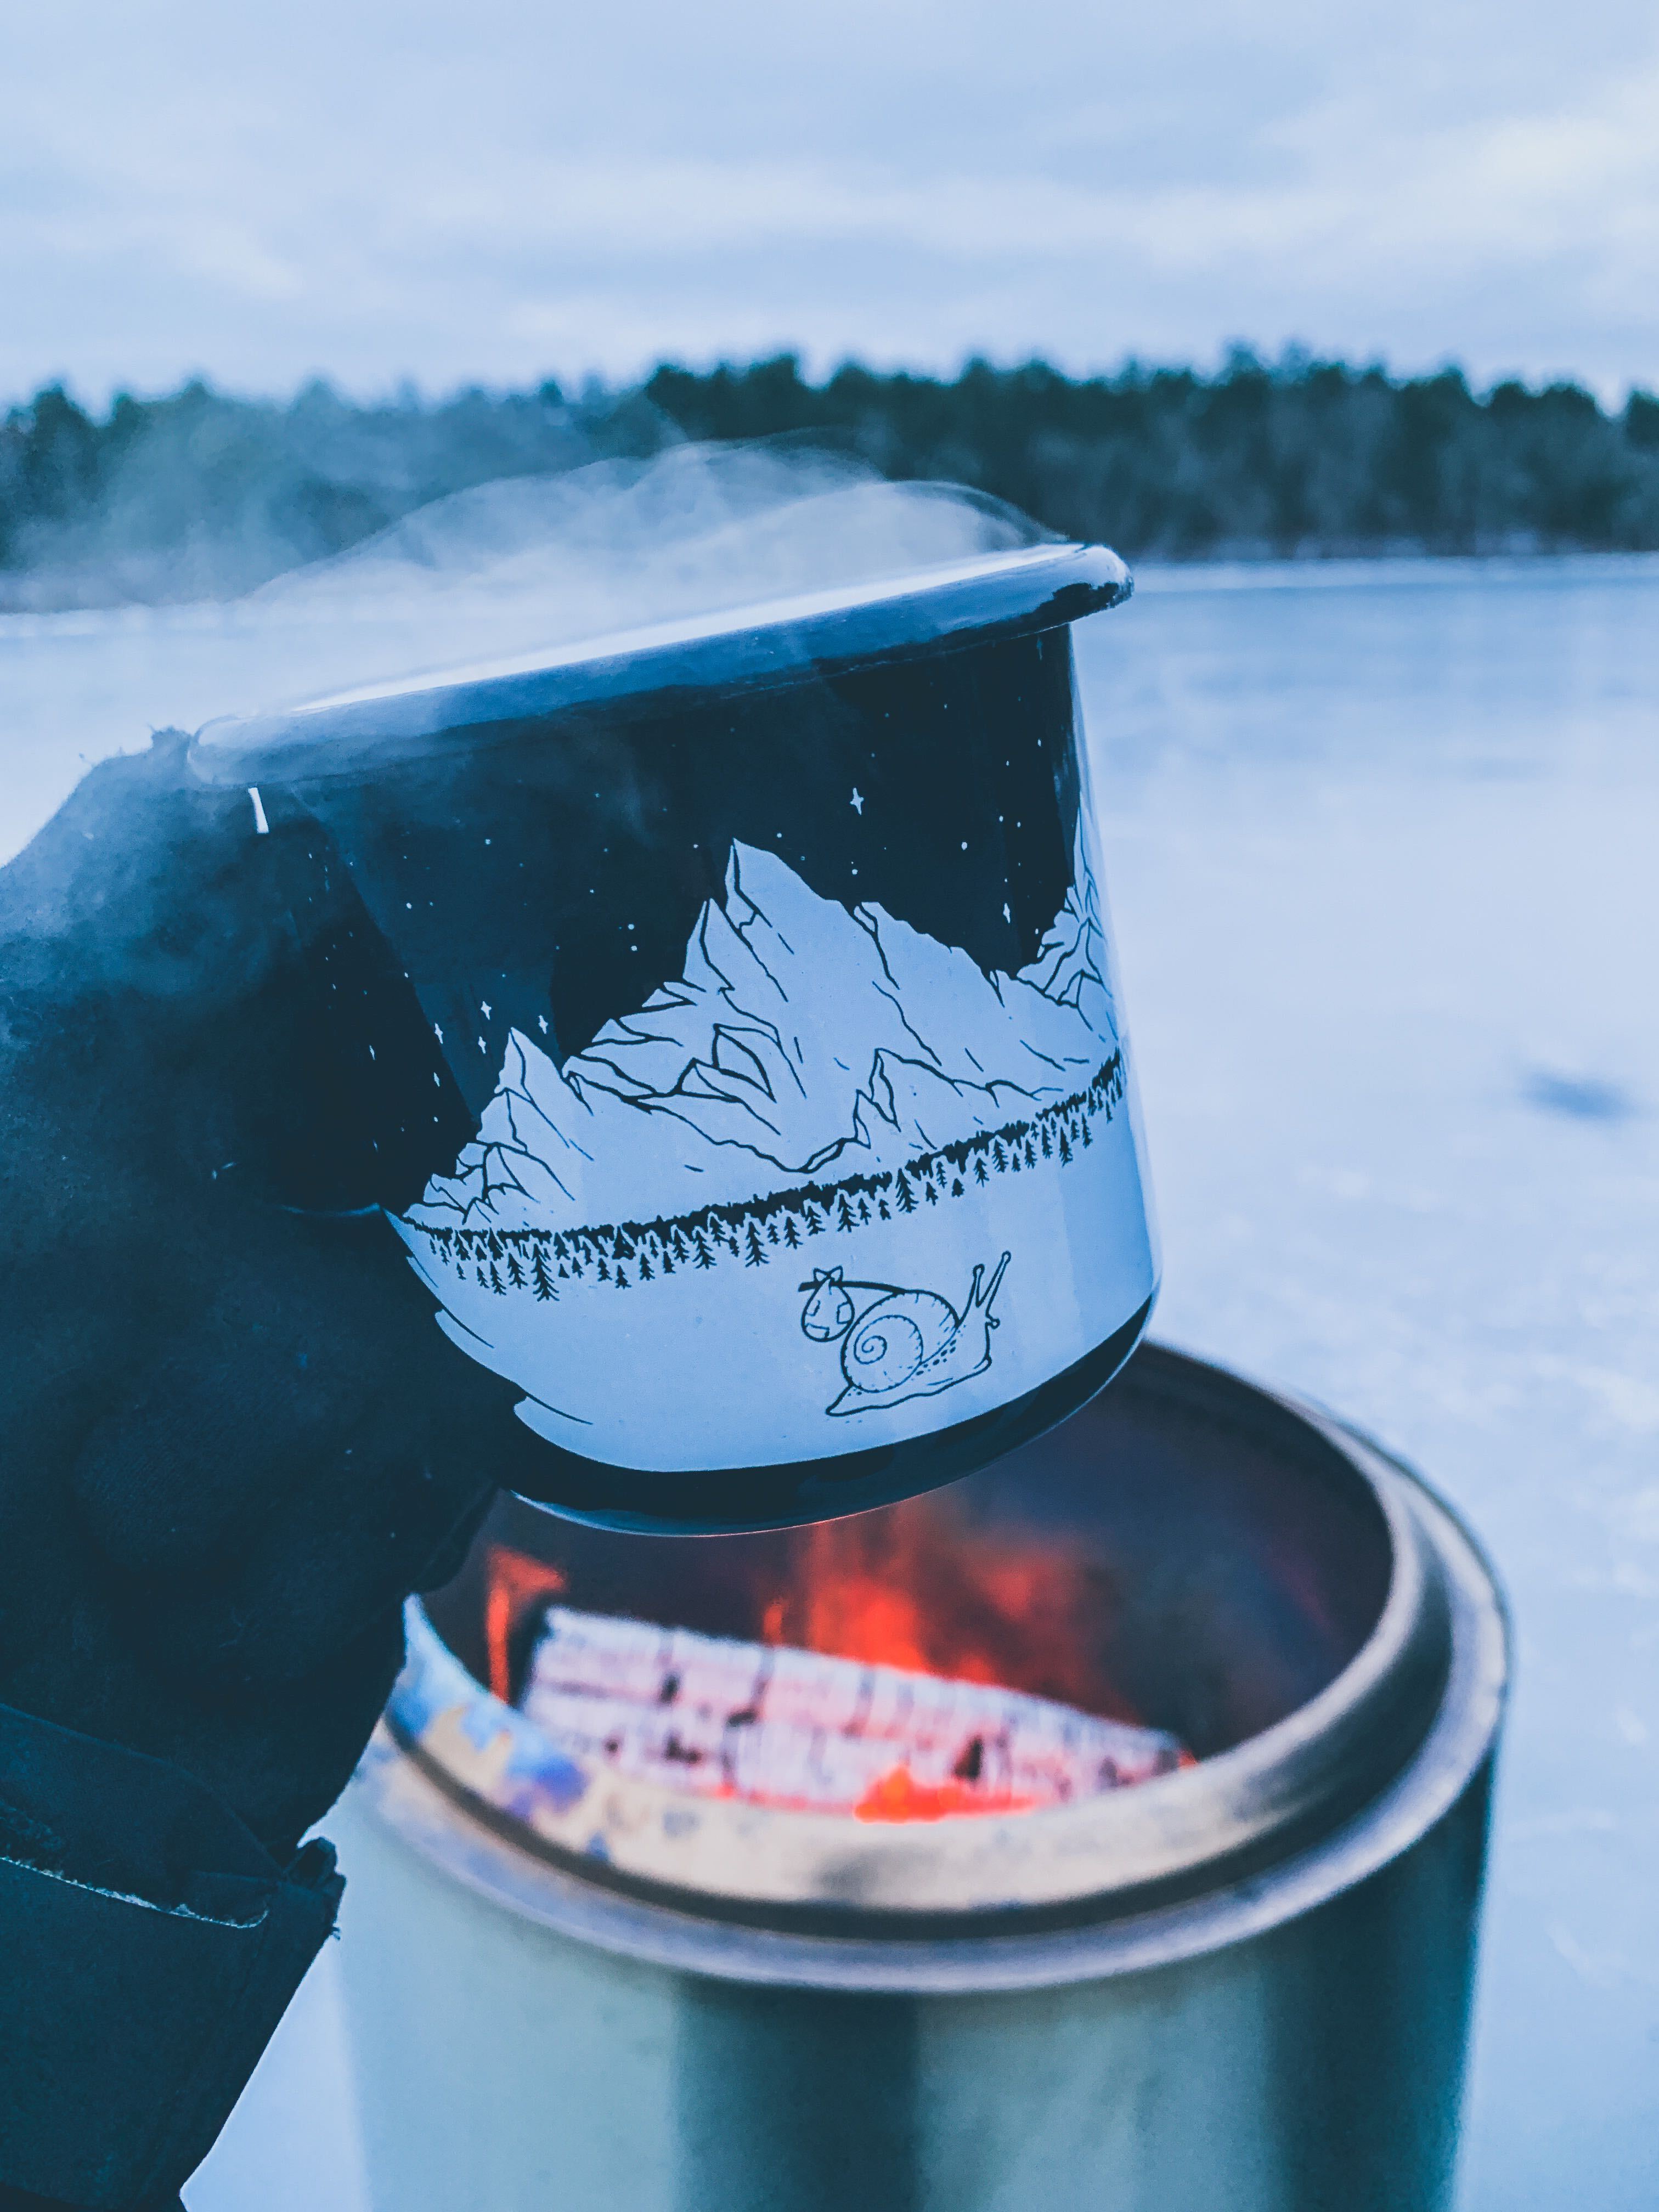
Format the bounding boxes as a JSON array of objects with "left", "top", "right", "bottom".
[
  {"left": 1086, "top": 557, "right": 1659, "bottom": 2212},
  {"left": 5, "top": 554, "right": 1655, "bottom": 2210}
]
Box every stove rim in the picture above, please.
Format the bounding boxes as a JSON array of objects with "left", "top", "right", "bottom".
[
  {"left": 356, "top": 1430, "right": 1505, "bottom": 1991},
  {"left": 384, "top": 1427, "right": 1443, "bottom": 1925},
  {"left": 364, "top": 1351, "right": 1507, "bottom": 1961}
]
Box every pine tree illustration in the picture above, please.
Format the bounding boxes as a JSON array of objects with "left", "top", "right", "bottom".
[
  {"left": 489, "top": 1261, "right": 506, "bottom": 1294},
  {"left": 1041, "top": 1123, "right": 1054, "bottom": 1158},
  {"left": 783, "top": 1217, "right": 802, "bottom": 1250},
  {"left": 661, "top": 1248, "right": 675, "bottom": 1275},
  {"left": 614, "top": 1266, "right": 630, "bottom": 1289},
  {"left": 767, "top": 1220, "right": 780, "bottom": 1244},
  {"left": 597, "top": 1257, "right": 611, "bottom": 1282},
  {"left": 877, "top": 1198, "right": 891, "bottom": 1220},
  {"left": 532, "top": 1248, "right": 556, "bottom": 1300},
  {"left": 992, "top": 1139, "right": 1008, "bottom": 1173},
  {"left": 506, "top": 1249, "right": 526, "bottom": 1289},
  {"left": 1080, "top": 1116, "right": 1093, "bottom": 1147},
  {"left": 1058, "top": 1128, "right": 1072, "bottom": 1165},
  {"left": 475, "top": 1262, "right": 490, "bottom": 1288},
  {"left": 693, "top": 1232, "right": 715, "bottom": 1269},
  {"left": 951, "top": 1176, "right": 964, "bottom": 1197},
  {"left": 974, "top": 1155, "right": 990, "bottom": 1186},
  {"left": 804, "top": 1204, "right": 825, "bottom": 1235},
  {"left": 895, "top": 1173, "right": 916, "bottom": 1215},
  {"left": 1010, "top": 1146, "right": 1023, "bottom": 1172},
  {"left": 487, "top": 1231, "right": 505, "bottom": 1259},
  {"left": 637, "top": 1254, "right": 654, "bottom": 1282},
  {"left": 744, "top": 1222, "right": 769, "bottom": 1267},
  {"left": 856, "top": 1195, "right": 872, "bottom": 1225},
  {"left": 923, "top": 1178, "right": 939, "bottom": 1204},
  {"left": 835, "top": 1192, "right": 857, "bottom": 1232}
]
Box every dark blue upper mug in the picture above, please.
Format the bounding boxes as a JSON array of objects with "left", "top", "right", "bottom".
[{"left": 190, "top": 542, "right": 1157, "bottom": 1530}]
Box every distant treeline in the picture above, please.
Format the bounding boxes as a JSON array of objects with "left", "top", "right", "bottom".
[
  {"left": 0, "top": 377, "right": 656, "bottom": 608},
  {"left": 645, "top": 353, "right": 1659, "bottom": 561},
  {"left": 5, "top": 350, "right": 1658, "bottom": 606}
]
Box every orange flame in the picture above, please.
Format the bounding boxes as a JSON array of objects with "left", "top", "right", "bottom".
[
  {"left": 483, "top": 1545, "right": 567, "bottom": 1703},
  {"left": 478, "top": 1502, "right": 1166, "bottom": 1823},
  {"left": 767, "top": 1509, "right": 1143, "bottom": 1725}
]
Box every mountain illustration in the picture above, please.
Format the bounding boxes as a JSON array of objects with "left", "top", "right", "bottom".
[{"left": 403, "top": 830, "right": 1118, "bottom": 1238}]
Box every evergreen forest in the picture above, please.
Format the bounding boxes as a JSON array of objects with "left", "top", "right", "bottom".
[{"left": 5, "top": 349, "right": 1657, "bottom": 607}]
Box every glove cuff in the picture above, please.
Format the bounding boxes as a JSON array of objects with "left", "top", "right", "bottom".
[{"left": 0, "top": 1703, "right": 343, "bottom": 2209}]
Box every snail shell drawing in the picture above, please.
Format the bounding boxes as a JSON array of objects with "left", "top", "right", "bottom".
[{"left": 799, "top": 1255, "right": 1012, "bottom": 1416}]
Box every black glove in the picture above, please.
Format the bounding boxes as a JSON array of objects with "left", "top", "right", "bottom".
[{"left": 0, "top": 732, "right": 557, "bottom": 2206}]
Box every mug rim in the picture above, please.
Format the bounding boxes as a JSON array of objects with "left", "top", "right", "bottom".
[{"left": 189, "top": 540, "right": 1131, "bottom": 783}]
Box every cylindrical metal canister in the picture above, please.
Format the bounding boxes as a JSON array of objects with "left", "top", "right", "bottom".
[
  {"left": 329, "top": 1346, "right": 1508, "bottom": 2212},
  {"left": 187, "top": 543, "right": 1155, "bottom": 1530}
]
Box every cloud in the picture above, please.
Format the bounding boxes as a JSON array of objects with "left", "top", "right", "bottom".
[{"left": 2, "top": 0, "right": 1656, "bottom": 399}]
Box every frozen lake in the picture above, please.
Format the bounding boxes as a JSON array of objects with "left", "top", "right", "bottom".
[
  {"left": 4, "top": 556, "right": 1655, "bottom": 2210},
  {"left": 1086, "top": 559, "right": 1659, "bottom": 2212}
]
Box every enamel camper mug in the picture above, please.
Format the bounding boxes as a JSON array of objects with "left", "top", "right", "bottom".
[{"left": 189, "top": 544, "right": 1158, "bottom": 1531}]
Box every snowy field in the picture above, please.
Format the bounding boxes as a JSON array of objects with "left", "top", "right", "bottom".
[{"left": 5, "top": 555, "right": 1656, "bottom": 2211}]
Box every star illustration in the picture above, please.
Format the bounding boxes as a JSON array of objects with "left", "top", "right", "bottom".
[
  {"left": 481, "top": 999, "right": 493, "bottom": 1019},
  {"left": 850, "top": 787, "right": 865, "bottom": 814}
]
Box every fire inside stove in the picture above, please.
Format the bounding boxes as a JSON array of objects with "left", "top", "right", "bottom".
[
  {"left": 482, "top": 1540, "right": 1187, "bottom": 1822},
  {"left": 414, "top": 1353, "right": 1393, "bottom": 1876}
]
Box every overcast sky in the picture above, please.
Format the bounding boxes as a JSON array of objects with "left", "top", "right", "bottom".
[{"left": 4, "top": 0, "right": 1656, "bottom": 407}]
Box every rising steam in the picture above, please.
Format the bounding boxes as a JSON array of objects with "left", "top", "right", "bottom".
[
  {"left": 2, "top": 443, "right": 1054, "bottom": 860},
  {"left": 238, "top": 442, "right": 1055, "bottom": 719}
]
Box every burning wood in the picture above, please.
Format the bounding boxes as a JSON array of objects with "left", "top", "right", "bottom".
[{"left": 521, "top": 1606, "right": 1184, "bottom": 1820}]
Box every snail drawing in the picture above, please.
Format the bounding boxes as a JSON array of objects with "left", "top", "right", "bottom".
[{"left": 799, "top": 1254, "right": 1012, "bottom": 1416}]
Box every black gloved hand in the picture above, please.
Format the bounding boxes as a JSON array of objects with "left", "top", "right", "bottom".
[
  {"left": 0, "top": 732, "right": 558, "bottom": 2208},
  {"left": 0, "top": 729, "right": 560, "bottom": 1852}
]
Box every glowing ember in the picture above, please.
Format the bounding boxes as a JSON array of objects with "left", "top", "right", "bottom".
[{"left": 520, "top": 1607, "right": 1183, "bottom": 1820}]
